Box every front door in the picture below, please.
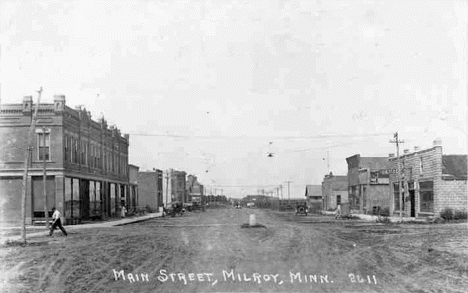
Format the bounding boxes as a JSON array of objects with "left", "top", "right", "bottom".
[
  {"left": 409, "top": 190, "right": 415, "bottom": 217},
  {"left": 80, "top": 179, "right": 90, "bottom": 220}
]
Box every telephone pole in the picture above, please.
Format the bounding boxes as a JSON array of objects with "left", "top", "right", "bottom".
[
  {"left": 165, "top": 170, "right": 171, "bottom": 207},
  {"left": 42, "top": 127, "right": 49, "bottom": 229},
  {"left": 285, "top": 180, "right": 293, "bottom": 205},
  {"left": 21, "top": 87, "right": 43, "bottom": 243},
  {"left": 390, "top": 132, "right": 404, "bottom": 221},
  {"left": 280, "top": 184, "right": 283, "bottom": 204}
]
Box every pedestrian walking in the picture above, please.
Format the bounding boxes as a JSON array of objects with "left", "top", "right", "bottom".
[
  {"left": 121, "top": 204, "right": 127, "bottom": 218},
  {"left": 335, "top": 204, "right": 342, "bottom": 219},
  {"left": 49, "top": 207, "right": 67, "bottom": 237}
]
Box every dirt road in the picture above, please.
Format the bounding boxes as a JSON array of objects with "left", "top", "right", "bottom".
[{"left": 1, "top": 207, "right": 467, "bottom": 293}]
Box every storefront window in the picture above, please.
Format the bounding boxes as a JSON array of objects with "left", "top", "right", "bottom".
[
  {"left": 72, "top": 178, "right": 81, "bottom": 218},
  {"left": 110, "top": 183, "right": 116, "bottom": 216},
  {"left": 96, "top": 182, "right": 101, "bottom": 216},
  {"left": 394, "top": 182, "right": 401, "bottom": 211},
  {"left": 420, "top": 181, "right": 434, "bottom": 213},
  {"left": 65, "top": 177, "right": 72, "bottom": 218},
  {"left": 89, "top": 181, "right": 96, "bottom": 217}
]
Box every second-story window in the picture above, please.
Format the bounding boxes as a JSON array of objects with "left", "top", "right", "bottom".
[
  {"left": 64, "top": 135, "right": 69, "bottom": 162},
  {"left": 419, "top": 157, "right": 423, "bottom": 175},
  {"left": 37, "top": 131, "right": 50, "bottom": 161},
  {"left": 90, "top": 144, "right": 94, "bottom": 168},
  {"left": 73, "top": 138, "right": 78, "bottom": 164},
  {"left": 81, "top": 141, "right": 86, "bottom": 165},
  {"left": 97, "top": 146, "right": 100, "bottom": 169}
]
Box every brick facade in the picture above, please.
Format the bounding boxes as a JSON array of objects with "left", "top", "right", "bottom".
[
  {"left": 389, "top": 140, "right": 467, "bottom": 218},
  {"left": 170, "top": 169, "right": 187, "bottom": 203},
  {"left": 137, "top": 170, "right": 162, "bottom": 211},
  {"left": 0, "top": 96, "right": 130, "bottom": 226},
  {"left": 186, "top": 175, "right": 204, "bottom": 203}
]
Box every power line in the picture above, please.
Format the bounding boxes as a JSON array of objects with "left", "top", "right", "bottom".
[
  {"left": 127, "top": 131, "right": 393, "bottom": 141},
  {"left": 208, "top": 184, "right": 282, "bottom": 188}
]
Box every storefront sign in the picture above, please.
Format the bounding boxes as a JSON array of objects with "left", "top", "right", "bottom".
[{"left": 370, "top": 170, "right": 390, "bottom": 184}]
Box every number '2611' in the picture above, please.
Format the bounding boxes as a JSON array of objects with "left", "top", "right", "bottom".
[{"left": 348, "top": 274, "right": 378, "bottom": 284}]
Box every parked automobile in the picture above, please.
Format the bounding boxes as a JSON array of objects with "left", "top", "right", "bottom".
[
  {"left": 165, "top": 201, "right": 186, "bottom": 217},
  {"left": 295, "top": 203, "right": 308, "bottom": 216}
]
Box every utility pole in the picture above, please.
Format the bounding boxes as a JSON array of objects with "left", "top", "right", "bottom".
[
  {"left": 165, "top": 170, "right": 170, "bottom": 207},
  {"left": 21, "top": 87, "right": 43, "bottom": 243},
  {"left": 390, "top": 132, "right": 405, "bottom": 221},
  {"left": 277, "top": 187, "right": 280, "bottom": 210},
  {"left": 285, "top": 180, "right": 293, "bottom": 205},
  {"left": 280, "top": 184, "right": 283, "bottom": 206},
  {"left": 42, "top": 126, "right": 49, "bottom": 229}
]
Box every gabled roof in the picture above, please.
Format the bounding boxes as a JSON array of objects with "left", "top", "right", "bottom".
[
  {"left": 442, "top": 155, "right": 467, "bottom": 179},
  {"left": 305, "top": 185, "right": 322, "bottom": 198}
]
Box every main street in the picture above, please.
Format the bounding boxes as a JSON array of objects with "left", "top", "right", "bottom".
[{"left": 1, "top": 207, "right": 467, "bottom": 293}]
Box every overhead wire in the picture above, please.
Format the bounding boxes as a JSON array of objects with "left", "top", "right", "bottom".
[{"left": 127, "top": 131, "right": 394, "bottom": 141}]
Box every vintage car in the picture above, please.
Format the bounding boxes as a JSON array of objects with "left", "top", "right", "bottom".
[
  {"left": 164, "top": 202, "right": 186, "bottom": 217},
  {"left": 295, "top": 203, "right": 308, "bottom": 216}
]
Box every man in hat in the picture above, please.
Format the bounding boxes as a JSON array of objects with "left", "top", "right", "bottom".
[{"left": 49, "top": 207, "right": 68, "bottom": 237}]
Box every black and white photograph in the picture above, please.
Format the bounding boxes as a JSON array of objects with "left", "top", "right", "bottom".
[{"left": 0, "top": 0, "right": 467, "bottom": 292}]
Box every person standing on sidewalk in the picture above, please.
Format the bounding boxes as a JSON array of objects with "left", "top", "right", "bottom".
[
  {"left": 121, "top": 204, "right": 127, "bottom": 218},
  {"left": 49, "top": 207, "right": 68, "bottom": 237},
  {"left": 335, "top": 204, "right": 342, "bottom": 219}
]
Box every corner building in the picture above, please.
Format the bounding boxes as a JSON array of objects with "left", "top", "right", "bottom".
[
  {"left": 388, "top": 140, "right": 467, "bottom": 218},
  {"left": 0, "top": 96, "right": 129, "bottom": 226}
]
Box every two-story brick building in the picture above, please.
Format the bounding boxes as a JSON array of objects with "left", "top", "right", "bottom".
[
  {"left": 346, "top": 154, "right": 391, "bottom": 214},
  {"left": 186, "top": 174, "right": 204, "bottom": 204},
  {"left": 0, "top": 96, "right": 130, "bottom": 226},
  {"left": 389, "top": 139, "right": 467, "bottom": 218},
  {"left": 170, "top": 169, "right": 187, "bottom": 203},
  {"left": 322, "top": 173, "right": 348, "bottom": 211},
  {"left": 137, "top": 169, "right": 163, "bottom": 212}
]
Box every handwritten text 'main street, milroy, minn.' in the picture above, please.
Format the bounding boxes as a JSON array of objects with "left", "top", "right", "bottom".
[{"left": 113, "top": 269, "right": 378, "bottom": 286}]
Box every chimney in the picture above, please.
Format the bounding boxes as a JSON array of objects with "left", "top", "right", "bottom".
[
  {"left": 403, "top": 149, "right": 409, "bottom": 154},
  {"left": 22, "top": 95, "right": 33, "bottom": 114},
  {"left": 433, "top": 138, "right": 442, "bottom": 147},
  {"left": 53, "top": 95, "right": 65, "bottom": 112},
  {"left": 414, "top": 146, "right": 421, "bottom": 152}
]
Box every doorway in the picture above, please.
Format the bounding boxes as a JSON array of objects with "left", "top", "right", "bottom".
[
  {"left": 409, "top": 190, "right": 415, "bottom": 217},
  {"left": 80, "top": 179, "right": 90, "bottom": 220}
]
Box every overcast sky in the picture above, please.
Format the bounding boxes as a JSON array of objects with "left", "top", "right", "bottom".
[{"left": 1, "top": 0, "right": 466, "bottom": 198}]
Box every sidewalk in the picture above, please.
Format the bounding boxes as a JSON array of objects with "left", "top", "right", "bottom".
[
  {"left": 320, "top": 211, "right": 429, "bottom": 223},
  {"left": 1, "top": 212, "right": 163, "bottom": 244}
]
